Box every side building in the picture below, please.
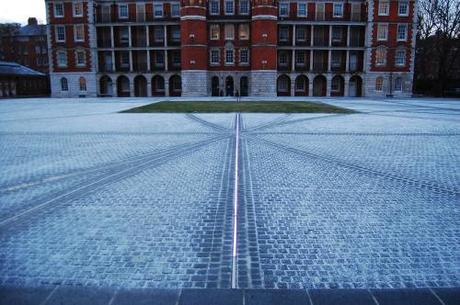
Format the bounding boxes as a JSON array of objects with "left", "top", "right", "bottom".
[{"left": 45, "top": 0, "right": 417, "bottom": 98}]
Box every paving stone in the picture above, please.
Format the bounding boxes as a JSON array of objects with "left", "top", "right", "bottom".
[
  {"left": 179, "top": 289, "right": 243, "bottom": 305},
  {"left": 112, "top": 289, "right": 180, "bottom": 305},
  {"left": 308, "top": 289, "right": 375, "bottom": 305},
  {"left": 245, "top": 289, "right": 310, "bottom": 305}
]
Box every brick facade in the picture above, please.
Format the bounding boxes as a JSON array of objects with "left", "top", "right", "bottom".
[{"left": 45, "top": 0, "right": 416, "bottom": 98}]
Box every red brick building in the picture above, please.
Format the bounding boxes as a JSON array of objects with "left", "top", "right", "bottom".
[{"left": 45, "top": 0, "right": 416, "bottom": 97}]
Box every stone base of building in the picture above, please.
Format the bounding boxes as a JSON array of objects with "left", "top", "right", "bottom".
[
  {"left": 50, "top": 72, "right": 97, "bottom": 98},
  {"left": 250, "top": 71, "right": 277, "bottom": 96},
  {"left": 182, "top": 71, "right": 208, "bottom": 97},
  {"left": 364, "top": 72, "right": 414, "bottom": 98}
]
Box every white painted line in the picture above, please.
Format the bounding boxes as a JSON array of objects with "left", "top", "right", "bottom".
[{"left": 231, "top": 113, "right": 240, "bottom": 289}]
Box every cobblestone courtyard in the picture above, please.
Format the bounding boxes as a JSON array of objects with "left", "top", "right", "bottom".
[{"left": 0, "top": 97, "right": 459, "bottom": 291}]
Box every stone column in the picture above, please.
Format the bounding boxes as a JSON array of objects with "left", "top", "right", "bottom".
[
  {"left": 310, "top": 25, "right": 314, "bottom": 46},
  {"left": 344, "top": 75, "right": 350, "bottom": 97},
  {"left": 328, "top": 50, "right": 332, "bottom": 72},
  {"left": 308, "top": 73, "right": 313, "bottom": 96},
  {"left": 326, "top": 74, "right": 332, "bottom": 96}
]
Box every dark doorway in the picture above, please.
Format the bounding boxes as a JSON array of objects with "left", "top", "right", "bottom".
[
  {"left": 211, "top": 76, "right": 219, "bottom": 96},
  {"left": 225, "top": 76, "right": 234, "bottom": 96},
  {"left": 240, "top": 76, "right": 248, "bottom": 96}
]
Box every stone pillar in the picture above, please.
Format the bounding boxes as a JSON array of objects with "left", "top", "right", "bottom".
[
  {"left": 345, "top": 50, "right": 349, "bottom": 72},
  {"left": 310, "top": 25, "right": 314, "bottom": 46},
  {"left": 290, "top": 74, "right": 296, "bottom": 96},
  {"left": 344, "top": 75, "right": 350, "bottom": 97},
  {"left": 310, "top": 50, "right": 314, "bottom": 71},
  {"left": 328, "top": 50, "right": 332, "bottom": 72},
  {"left": 329, "top": 25, "right": 332, "bottom": 46},
  {"left": 346, "top": 25, "right": 350, "bottom": 46},
  {"left": 308, "top": 75, "right": 313, "bottom": 96},
  {"left": 164, "top": 76, "right": 169, "bottom": 96},
  {"left": 293, "top": 25, "right": 296, "bottom": 46},
  {"left": 147, "top": 80, "right": 152, "bottom": 97},
  {"left": 326, "top": 75, "right": 332, "bottom": 96}
]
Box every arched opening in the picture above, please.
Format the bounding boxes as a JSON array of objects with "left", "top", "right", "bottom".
[
  {"left": 61, "top": 78, "right": 68, "bottom": 92},
  {"left": 99, "top": 75, "right": 113, "bottom": 96},
  {"left": 277, "top": 74, "right": 291, "bottom": 96},
  {"left": 79, "top": 77, "right": 87, "bottom": 92},
  {"left": 240, "top": 76, "right": 249, "bottom": 96},
  {"left": 117, "top": 75, "right": 130, "bottom": 97},
  {"left": 295, "top": 75, "right": 308, "bottom": 96},
  {"left": 349, "top": 75, "right": 362, "bottom": 97},
  {"left": 152, "top": 75, "right": 165, "bottom": 96},
  {"left": 211, "top": 76, "right": 220, "bottom": 96},
  {"left": 134, "top": 75, "right": 147, "bottom": 97},
  {"left": 331, "top": 75, "right": 344, "bottom": 96},
  {"left": 169, "top": 75, "right": 181, "bottom": 96},
  {"left": 225, "top": 76, "right": 234, "bottom": 96},
  {"left": 313, "top": 75, "right": 327, "bottom": 96}
]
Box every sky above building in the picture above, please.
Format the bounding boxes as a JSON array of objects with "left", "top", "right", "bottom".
[{"left": 0, "top": 0, "right": 46, "bottom": 25}]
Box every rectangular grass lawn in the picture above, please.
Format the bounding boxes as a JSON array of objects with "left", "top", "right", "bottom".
[{"left": 121, "top": 101, "right": 355, "bottom": 113}]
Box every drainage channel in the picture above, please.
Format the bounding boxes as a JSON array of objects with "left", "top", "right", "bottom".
[{"left": 231, "top": 113, "right": 241, "bottom": 289}]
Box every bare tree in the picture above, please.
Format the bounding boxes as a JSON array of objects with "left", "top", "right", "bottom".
[{"left": 416, "top": 0, "right": 460, "bottom": 95}]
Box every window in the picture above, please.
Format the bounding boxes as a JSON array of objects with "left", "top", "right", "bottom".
[
  {"left": 73, "top": 2, "right": 83, "bottom": 17},
  {"left": 333, "top": 3, "right": 343, "bottom": 17},
  {"left": 225, "top": 0, "right": 234, "bottom": 14},
  {"left": 239, "top": 24, "right": 249, "bottom": 40},
  {"left": 225, "top": 49, "right": 234, "bottom": 64},
  {"left": 56, "top": 25, "right": 66, "bottom": 42},
  {"left": 172, "top": 52, "right": 180, "bottom": 65},
  {"left": 298, "top": 3, "right": 307, "bottom": 17},
  {"left": 154, "top": 4, "right": 163, "bottom": 17},
  {"left": 172, "top": 27, "right": 181, "bottom": 41},
  {"left": 57, "top": 50, "right": 67, "bottom": 67},
  {"left": 279, "top": 3, "right": 289, "bottom": 16},
  {"left": 119, "top": 4, "right": 128, "bottom": 18},
  {"left": 395, "top": 49, "right": 406, "bottom": 66},
  {"left": 279, "top": 52, "right": 288, "bottom": 65},
  {"left": 377, "top": 24, "right": 388, "bottom": 41},
  {"left": 79, "top": 77, "right": 87, "bottom": 91},
  {"left": 137, "top": 3, "right": 145, "bottom": 21},
  {"left": 278, "top": 77, "right": 289, "bottom": 91},
  {"left": 332, "top": 27, "right": 342, "bottom": 41},
  {"left": 296, "top": 78, "right": 305, "bottom": 90},
  {"left": 225, "top": 24, "right": 234, "bottom": 40},
  {"left": 120, "top": 27, "right": 129, "bottom": 45},
  {"left": 156, "top": 51, "right": 164, "bottom": 65},
  {"left": 154, "top": 27, "right": 164, "bottom": 42},
  {"left": 331, "top": 77, "right": 341, "bottom": 91},
  {"left": 296, "top": 27, "right": 306, "bottom": 41},
  {"left": 378, "top": 0, "right": 389, "bottom": 16},
  {"left": 210, "top": 0, "right": 219, "bottom": 15},
  {"left": 331, "top": 53, "right": 341, "bottom": 67},
  {"left": 239, "top": 0, "right": 249, "bottom": 14},
  {"left": 316, "top": 3, "right": 325, "bottom": 20},
  {"left": 74, "top": 25, "right": 85, "bottom": 42},
  {"left": 397, "top": 24, "right": 407, "bottom": 41},
  {"left": 398, "top": 1, "right": 408, "bottom": 16},
  {"left": 296, "top": 51, "right": 305, "bottom": 65},
  {"left": 394, "top": 77, "right": 402, "bottom": 91},
  {"left": 376, "top": 46, "right": 387, "bottom": 66},
  {"left": 210, "top": 24, "right": 220, "bottom": 40},
  {"left": 375, "top": 77, "right": 383, "bottom": 91},
  {"left": 75, "top": 50, "right": 86, "bottom": 66},
  {"left": 210, "top": 49, "right": 220, "bottom": 64},
  {"left": 54, "top": 3, "right": 64, "bottom": 17},
  {"left": 101, "top": 5, "right": 111, "bottom": 22},
  {"left": 171, "top": 3, "right": 180, "bottom": 17},
  {"left": 239, "top": 49, "right": 249, "bottom": 64},
  {"left": 279, "top": 27, "right": 289, "bottom": 42},
  {"left": 120, "top": 51, "right": 129, "bottom": 67},
  {"left": 61, "top": 78, "right": 68, "bottom": 91}
]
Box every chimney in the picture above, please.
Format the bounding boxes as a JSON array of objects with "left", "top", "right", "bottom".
[{"left": 27, "top": 17, "right": 38, "bottom": 26}]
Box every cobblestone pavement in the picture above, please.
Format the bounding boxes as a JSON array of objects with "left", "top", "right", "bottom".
[{"left": 0, "top": 97, "right": 459, "bottom": 291}]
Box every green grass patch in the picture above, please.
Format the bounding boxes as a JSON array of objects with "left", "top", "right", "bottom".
[{"left": 121, "top": 101, "right": 356, "bottom": 114}]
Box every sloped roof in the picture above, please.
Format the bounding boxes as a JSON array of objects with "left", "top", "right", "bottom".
[
  {"left": 0, "top": 61, "right": 45, "bottom": 77},
  {"left": 17, "top": 24, "right": 46, "bottom": 36}
]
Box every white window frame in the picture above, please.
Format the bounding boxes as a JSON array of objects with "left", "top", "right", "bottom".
[
  {"left": 74, "top": 24, "right": 85, "bottom": 42},
  {"left": 154, "top": 27, "right": 164, "bottom": 43},
  {"left": 61, "top": 77, "right": 68, "bottom": 91},
  {"left": 56, "top": 25, "right": 66, "bottom": 42},
  {"left": 377, "top": 24, "right": 388, "bottom": 41},
  {"left": 279, "top": 27, "right": 289, "bottom": 42},
  {"left": 376, "top": 46, "right": 387, "bottom": 66},
  {"left": 398, "top": 1, "right": 409, "bottom": 16},
  {"left": 57, "top": 50, "right": 67, "bottom": 67},
  {"left": 73, "top": 2, "right": 83, "bottom": 17},
  {"left": 210, "top": 49, "right": 220, "bottom": 65},
  {"left": 395, "top": 49, "right": 406, "bottom": 66},
  {"left": 239, "top": 48, "right": 249, "bottom": 65},
  {"left": 239, "top": 0, "right": 249, "bottom": 15},
  {"left": 333, "top": 3, "right": 343, "bottom": 18},
  {"left": 225, "top": 0, "right": 234, "bottom": 15},
  {"left": 210, "top": 24, "right": 220, "bottom": 40},
  {"left": 279, "top": 3, "right": 289, "bottom": 17},
  {"left": 118, "top": 4, "right": 128, "bottom": 19},
  {"left": 295, "top": 51, "right": 305, "bottom": 65},
  {"left": 378, "top": 0, "right": 390, "bottom": 16},
  {"left": 210, "top": 0, "right": 220, "bottom": 15},
  {"left": 225, "top": 24, "right": 234, "bottom": 40},
  {"left": 75, "top": 49, "right": 86, "bottom": 66},
  {"left": 54, "top": 2, "right": 64, "bottom": 18},
  {"left": 397, "top": 24, "right": 407, "bottom": 41},
  {"left": 278, "top": 52, "right": 288, "bottom": 65},
  {"left": 297, "top": 3, "right": 307, "bottom": 17},
  {"left": 154, "top": 4, "right": 164, "bottom": 18},
  {"left": 296, "top": 27, "right": 306, "bottom": 41},
  {"left": 225, "top": 48, "right": 234, "bottom": 65},
  {"left": 171, "top": 3, "right": 180, "bottom": 17}
]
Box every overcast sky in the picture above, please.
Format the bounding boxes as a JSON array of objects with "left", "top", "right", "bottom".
[{"left": 0, "top": 0, "right": 47, "bottom": 25}]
